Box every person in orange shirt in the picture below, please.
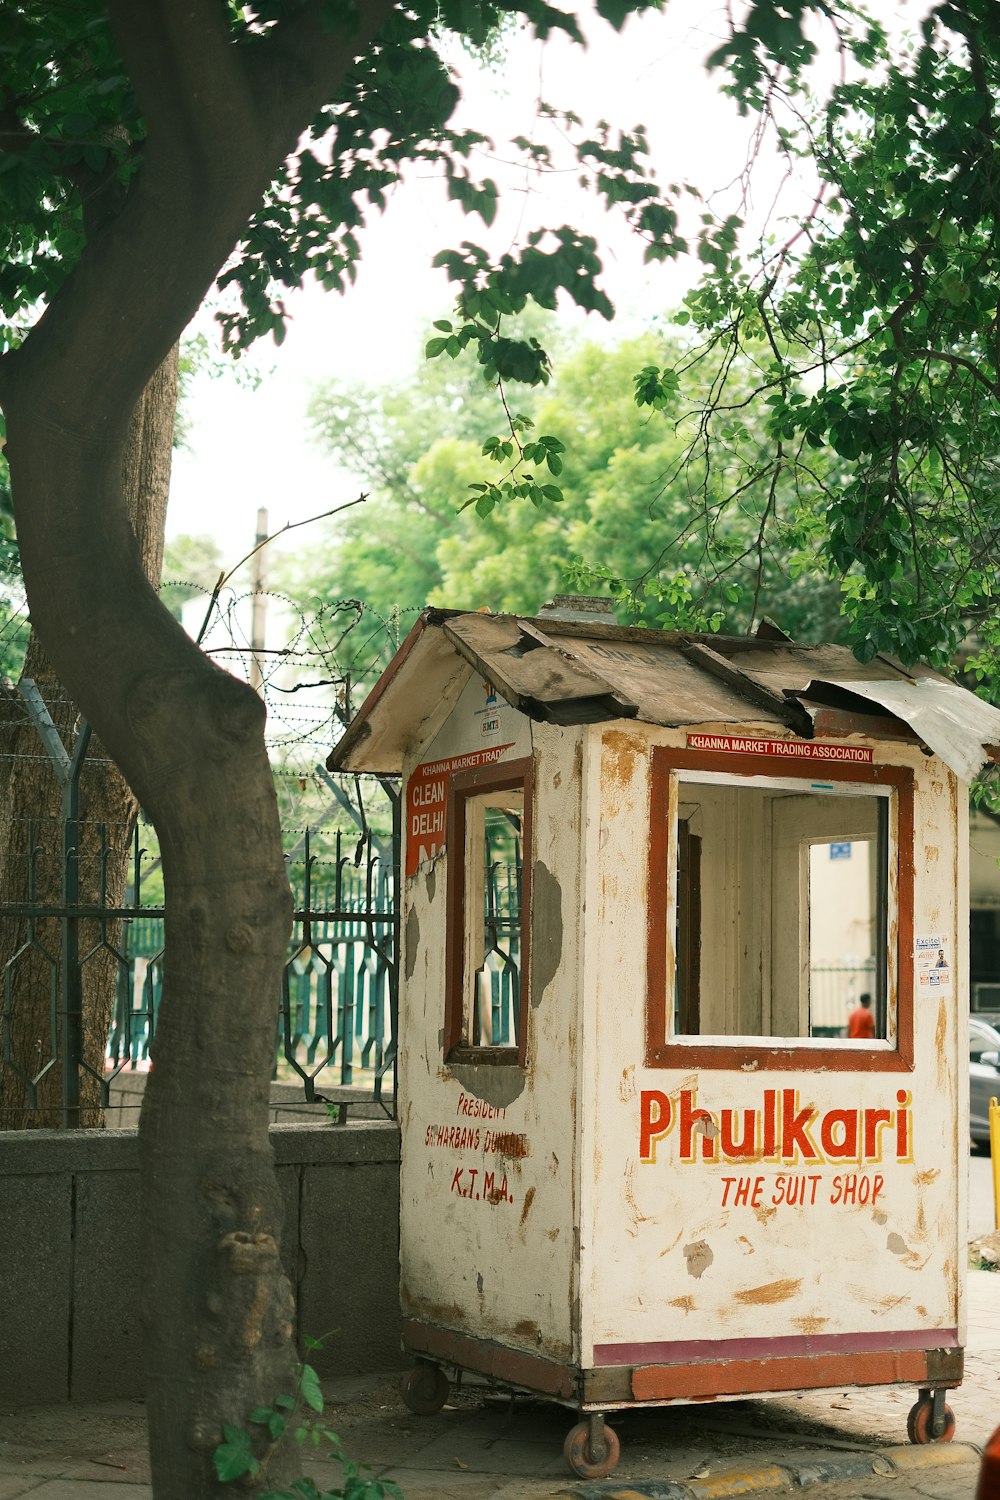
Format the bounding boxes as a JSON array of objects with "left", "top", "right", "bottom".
[{"left": 847, "top": 992, "right": 876, "bottom": 1039}]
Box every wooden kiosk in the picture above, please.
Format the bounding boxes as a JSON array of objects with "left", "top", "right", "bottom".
[{"left": 329, "top": 601, "right": 1000, "bottom": 1479}]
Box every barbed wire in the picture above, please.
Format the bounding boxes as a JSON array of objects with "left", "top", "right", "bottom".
[{"left": 0, "top": 587, "right": 411, "bottom": 839}]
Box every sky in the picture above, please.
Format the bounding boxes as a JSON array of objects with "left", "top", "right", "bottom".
[{"left": 166, "top": 0, "right": 809, "bottom": 569}]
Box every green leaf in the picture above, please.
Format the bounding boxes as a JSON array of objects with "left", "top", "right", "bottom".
[
  {"left": 300, "top": 1364, "right": 324, "bottom": 1414},
  {"left": 213, "top": 1425, "right": 259, "bottom": 1482}
]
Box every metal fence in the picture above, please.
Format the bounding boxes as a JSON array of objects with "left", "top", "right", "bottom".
[
  {"left": 101, "top": 824, "right": 400, "bottom": 1106},
  {"left": 0, "top": 691, "right": 401, "bottom": 1126}
]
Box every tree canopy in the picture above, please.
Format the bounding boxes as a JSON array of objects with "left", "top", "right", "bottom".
[
  {"left": 297, "top": 318, "right": 846, "bottom": 653},
  {"left": 632, "top": 0, "right": 1000, "bottom": 679}
]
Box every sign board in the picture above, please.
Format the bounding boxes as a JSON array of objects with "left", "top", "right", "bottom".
[
  {"left": 686, "top": 733, "right": 874, "bottom": 764},
  {"left": 405, "top": 745, "right": 514, "bottom": 876}
]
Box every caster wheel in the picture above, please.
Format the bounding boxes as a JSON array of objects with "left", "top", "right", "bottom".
[
  {"left": 907, "top": 1395, "right": 956, "bottom": 1444},
  {"left": 402, "top": 1362, "right": 449, "bottom": 1416},
  {"left": 563, "top": 1419, "right": 621, "bottom": 1479}
]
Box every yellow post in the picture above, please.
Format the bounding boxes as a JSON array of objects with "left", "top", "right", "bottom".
[{"left": 992, "top": 1096, "right": 1000, "bottom": 1231}]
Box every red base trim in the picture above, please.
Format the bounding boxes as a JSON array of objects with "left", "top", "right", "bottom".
[
  {"left": 632, "top": 1347, "right": 945, "bottom": 1402},
  {"left": 401, "top": 1317, "right": 575, "bottom": 1400},
  {"left": 595, "top": 1327, "right": 958, "bottom": 1367}
]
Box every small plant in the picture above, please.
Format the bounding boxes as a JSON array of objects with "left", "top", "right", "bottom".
[{"left": 214, "top": 1339, "right": 403, "bottom": 1500}]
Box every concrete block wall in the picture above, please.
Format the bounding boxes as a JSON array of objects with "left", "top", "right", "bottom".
[{"left": 0, "top": 1121, "right": 401, "bottom": 1406}]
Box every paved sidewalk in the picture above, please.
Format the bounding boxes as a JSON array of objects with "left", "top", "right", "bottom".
[{"left": 1, "top": 1270, "right": 998, "bottom": 1499}]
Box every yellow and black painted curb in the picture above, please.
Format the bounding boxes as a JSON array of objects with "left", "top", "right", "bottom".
[{"left": 552, "top": 1439, "right": 981, "bottom": 1499}]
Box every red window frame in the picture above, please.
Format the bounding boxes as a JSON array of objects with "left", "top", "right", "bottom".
[
  {"left": 646, "top": 747, "right": 916, "bottom": 1073},
  {"left": 444, "top": 757, "right": 533, "bottom": 1067}
]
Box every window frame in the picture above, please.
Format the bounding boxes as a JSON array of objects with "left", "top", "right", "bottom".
[
  {"left": 646, "top": 747, "right": 915, "bottom": 1073},
  {"left": 444, "top": 756, "right": 533, "bottom": 1067}
]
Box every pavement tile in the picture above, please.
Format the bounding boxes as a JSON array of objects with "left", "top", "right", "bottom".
[
  {"left": 0, "top": 1481, "right": 48, "bottom": 1500},
  {"left": 0, "top": 1267, "right": 997, "bottom": 1499},
  {"left": 11, "top": 1485, "right": 151, "bottom": 1499}
]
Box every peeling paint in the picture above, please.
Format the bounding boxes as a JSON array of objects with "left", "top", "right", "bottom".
[
  {"left": 733, "top": 1277, "right": 801, "bottom": 1306},
  {"left": 531, "top": 860, "right": 563, "bottom": 1005},
  {"left": 924, "top": 845, "right": 939, "bottom": 863},
  {"left": 448, "top": 1061, "right": 526, "bottom": 1108},
  {"left": 684, "top": 1240, "right": 714, "bottom": 1279},
  {"left": 404, "top": 906, "right": 419, "bottom": 981},
  {"left": 754, "top": 1205, "right": 777, "bottom": 1224},
  {"left": 887, "top": 1232, "right": 908, "bottom": 1255},
  {"left": 736, "top": 1236, "right": 755, "bottom": 1256}
]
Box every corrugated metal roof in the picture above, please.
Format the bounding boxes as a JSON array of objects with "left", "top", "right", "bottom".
[{"left": 328, "top": 608, "right": 1000, "bottom": 782}]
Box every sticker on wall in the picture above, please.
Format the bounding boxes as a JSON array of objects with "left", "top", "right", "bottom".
[
  {"left": 405, "top": 745, "right": 515, "bottom": 876},
  {"left": 477, "top": 678, "right": 503, "bottom": 740},
  {"left": 916, "top": 933, "right": 952, "bottom": 992}
]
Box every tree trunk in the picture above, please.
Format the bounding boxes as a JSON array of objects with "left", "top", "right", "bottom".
[
  {"left": 2, "top": 384, "right": 297, "bottom": 1492},
  {"left": 0, "top": 4, "right": 394, "bottom": 1490},
  {"left": 0, "top": 347, "right": 178, "bottom": 1129}
]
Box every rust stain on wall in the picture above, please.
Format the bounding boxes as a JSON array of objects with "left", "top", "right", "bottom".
[
  {"left": 669, "top": 1295, "right": 696, "bottom": 1313},
  {"left": 623, "top": 1161, "right": 650, "bottom": 1237},
  {"left": 923, "top": 845, "right": 939, "bottom": 864},
  {"left": 601, "top": 728, "right": 643, "bottom": 794},
  {"left": 619, "top": 1064, "right": 636, "bottom": 1103},
  {"left": 792, "top": 1315, "right": 828, "bottom": 1334},
  {"left": 658, "top": 1228, "right": 683, "bottom": 1259},
  {"left": 915, "top": 1169, "right": 940, "bottom": 1186},
  {"left": 736, "top": 1236, "right": 755, "bottom": 1256},
  {"left": 519, "top": 1186, "right": 536, "bottom": 1229},
  {"left": 944, "top": 1254, "right": 957, "bottom": 1301},
  {"left": 754, "top": 1205, "right": 777, "bottom": 1224},
  {"left": 935, "top": 1000, "right": 948, "bottom": 1093},
  {"left": 683, "top": 1240, "right": 714, "bottom": 1279},
  {"left": 733, "top": 1277, "right": 801, "bottom": 1306}
]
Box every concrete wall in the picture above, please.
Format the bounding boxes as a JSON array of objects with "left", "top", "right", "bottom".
[{"left": 0, "top": 1121, "right": 401, "bottom": 1406}]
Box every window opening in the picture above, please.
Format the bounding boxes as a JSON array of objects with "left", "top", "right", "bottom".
[
  {"left": 444, "top": 759, "right": 532, "bottom": 1065},
  {"left": 648, "top": 749, "right": 915, "bottom": 1070},
  {"left": 673, "top": 774, "right": 892, "bottom": 1041},
  {"left": 470, "top": 795, "right": 523, "bottom": 1046}
]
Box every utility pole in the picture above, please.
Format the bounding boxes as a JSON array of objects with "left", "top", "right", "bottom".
[{"left": 249, "top": 505, "right": 268, "bottom": 695}]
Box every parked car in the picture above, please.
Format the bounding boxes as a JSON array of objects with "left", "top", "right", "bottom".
[{"left": 970, "top": 1016, "right": 1000, "bottom": 1148}]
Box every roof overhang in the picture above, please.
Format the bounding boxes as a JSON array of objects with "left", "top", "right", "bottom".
[{"left": 328, "top": 609, "right": 1000, "bottom": 783}]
